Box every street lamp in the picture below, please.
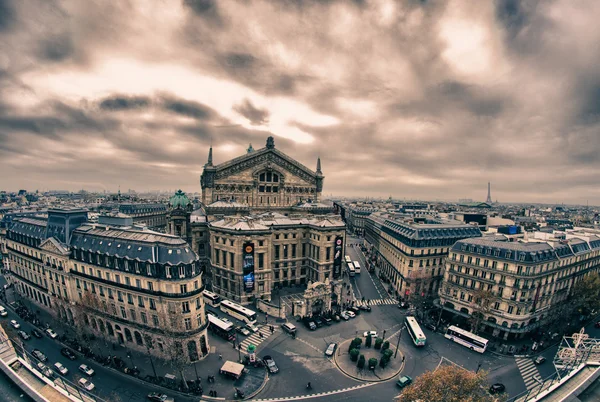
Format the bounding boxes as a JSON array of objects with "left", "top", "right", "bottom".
[
  {"left": 126, "top": 352, "right": 135, "bottom": 368},
  {"left": 382, "top": 330, "right": 387, "bottom": 343},
  {"left": 394, "top": 325, "right": 405, "bottom": 358},
  {"left": 476, "top": 361, "right": 482, "bottom": 374}
]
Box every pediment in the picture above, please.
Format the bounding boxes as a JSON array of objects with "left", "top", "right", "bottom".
[
  {"left": 215, "top": 149, "right": 316, "bottom": 184},
  {"left": 40, "top": 237, "right": 70, "bottom": 256}
]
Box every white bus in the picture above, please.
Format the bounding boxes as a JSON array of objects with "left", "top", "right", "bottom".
[
  {"left": 347, "top": 262, "right": 355, "bottom": 277},
  {"left": 202, "top": 290, "right": 222, "bottom": 307},
  {"left": 220, "top": 300, "right": 258, "bottom": 325},
  {"left": 345, "top": 255, "right": 352, "bottom": 264},
  {"left": 353, "top": 261, "right": 361, "bottom": 274},
  {"left": 405, "top": 316, "right": 426, "bottom": 347},
  {"left": 445, "top": 325, "right": 488, "bottom": 353},
  {"left": 208, "top": 314, "right": 235, "bottom": 341}
]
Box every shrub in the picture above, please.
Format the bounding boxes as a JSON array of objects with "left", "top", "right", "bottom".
[
  {"left": 368, "top": 357, "right": 378, "bottom": 370},
  {"left": 357, "top": 354, "right": 365, "bottom": 369},
  {"left": 382, "top": 349, "right": 393, "bottom": 360},
  {"left": 379, "top": 358, "right": 387, "bottom": 368},
  {"left": 365, "top": 335, "right": 372, "bottom": 348},
  {"left": 353, "top": 337, "right": 363, "bottom": 348},
  {"left": 349, "top": 348, "right": 360, "bottom": 362},
  {"left": 374, "top": 338, "right": 383, "bottom": 350},
  {"left": 382, "top": 341, "right": 390, "bottom": 351}
]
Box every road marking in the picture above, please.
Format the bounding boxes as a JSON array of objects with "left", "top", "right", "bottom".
[
  {"left": 239, "top": 326, "right": 279, "bottom": 352},
  {"left": 354, "top": 298, "right": 396, "bottom": 307},
  {"left": 253, "top": 382, "right": 377, "bottom": 401},
  {"left": 295, "top": 337, "right": 324, "bottom": 355},
  {"left": 515, "top": 357, "right": 541, "bottom": 389}
]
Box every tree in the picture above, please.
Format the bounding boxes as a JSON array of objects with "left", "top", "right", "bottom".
[
  {"left": 160, "top": 305, "right": 190, "bottom": 390},
  {"left": 571, "top": 273, "right": 600, "bottom": 317},
  {"left": 469, "top": 289, "right": 497, "bottom": 335},
  {"left": 382, "top": 349, "right": 393, "bottom": 361},
  {"left": 365, "top": 334, "right": 372, "bottom": 348},
  {"left": 395, "top": 365, "right": 497, "bottom": 402},
  {"left": 374, "top": 338, "right": 383, "bottom": 350},
  {"left": 353, "top": 337, "right": 362, "bottom": 348},
  {"left": 368, "top": 357, "right": 378, "bottom": 370},
  {"left": 349, "top": 348, "right": 360, "bottom": 362},
  {"left": 381, "top": 341, "right": 390, "bottom": 351},
  {"left": 357, "top": 354, "right": 365, "bottom": 369}
]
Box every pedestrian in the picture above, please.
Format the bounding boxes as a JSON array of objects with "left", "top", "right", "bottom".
[{"left": 219, "top": 353, "right": 222, "bottom": 360}]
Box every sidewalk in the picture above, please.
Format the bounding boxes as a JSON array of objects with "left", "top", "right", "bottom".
[{"left": 2, "top": 285, "right": 268, "bottom": 400}]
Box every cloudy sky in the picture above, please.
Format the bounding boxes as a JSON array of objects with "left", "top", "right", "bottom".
[{"left": 1, "top": 0, "right": 599, "bottom": 204}]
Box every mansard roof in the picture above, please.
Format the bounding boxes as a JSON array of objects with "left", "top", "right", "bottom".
[
  {"left": 9, "top": 218, "right": 47, "bottom": 240},
  {"left": 452, "top": 237, "right": 573, "bottom": 263},
  {"left": 70, "top": 224, "right": 198, "bottom": 265}
]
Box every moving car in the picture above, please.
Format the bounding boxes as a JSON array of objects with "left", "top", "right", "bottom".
[
  {"left": 79, "top": 364, "right": 95, "bottom": 376},
  {"left": 10, "top": 320, "right": 20, "bottom": 329},
  {"left": 54, "top": 362, "right": 69, "bottom": 376},
  {"left": 325, "top": 343, "right": 337, "bottom": 357},
  {"left": 364, "top": 330, "right": 378, "bottom": 338},
  {"left": 262, "top": 355, "right": 279, "bottom": 374},
  {"left": 32, "top": 349, "right": 47, "bottom": 362},
  {"left": 489, "top": 383, "right": 506, "bottom": 394},
  {"left": 18, "top": 330, "right": 31, "bottom": 340},
  {"left": 396, "top": 375, "right": 412, "bottom": 388},
  {"left": 45, "top": 328, "right": 58, "bottom": 339},
  {"left": 31, "top": 329, "right": 43, "bottom": 338},
  {"left": 147, "top": 392, "right": 175, "bottom": 402},
  {"left": 61, "top": 348, "right": 77, "bottom": 360},
  {"left": 358, "top": 305, "right": 371, "bottom": 312},
  {"left": 533, "top": 356, "right": 546, "bottom": 365},
  {"left": 245, "top": 323, "right": 259, "bottom": 333},
  {"left": 78, "top": 378, "right": 95, "bottom": 391},
  {"left": 236, "top": 326, "right": 251, "bottom": 336},
  {"left": 36, "top": 362, "right": 54, "bottom": 378}
]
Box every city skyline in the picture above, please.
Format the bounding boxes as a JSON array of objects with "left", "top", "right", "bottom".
[{"left": 2, "top": 1, "right": 600, "bottom": 204}]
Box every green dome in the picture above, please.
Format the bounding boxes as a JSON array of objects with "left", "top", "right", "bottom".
[{"left": 169, "top": 189, "right": 191, "bottom": 209}]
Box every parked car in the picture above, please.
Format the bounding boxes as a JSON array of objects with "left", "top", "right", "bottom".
[
  {"left": 32, "top": 349, "right": 48, "bottom": 362},
  {"left": 346, "top": 311, "right": 356, "bottom": 319},
  {"left": 236, "top": 326, "right": 251, "bottom": 336},
  {"left": 262, "top": 355, "right": 279, "bottom": 374},
  {"left": 533, "top": 356, "right": 546, "bottom": 365},
  {"left": 78, "top": 378, "right": 95, "bottom": 391},
  {"left": 358, "top": 305, "right": 371, "bottom": 312},
  {"left": 340, "top": 312, "right": 350, "bottom": 321},
  {"left": 0, "top": 306, "right": 7, "bottom": 316},
  {"left": 36, "top": 362, "right": 53, "bottom": 378},
  {"left": 45, "top": 328, "right": 58, "bottom": 339},
  {"left": 147, "top": 392, "right": 175, "bottom": 402},
  {"left": 9, "top": 320, "right": 20, "bottom": 329},
  {"left": 308, "top": 321, "right": 317, "bottom": 331},
  {"left": 325, "top": 343, "right": 337, "bottom": 357},
  {"left": 489, "top": 383, "right": 506, "bottom": 394},
  {"left": 222, "top": 317, "right": 231, "bottom": 323},
  {"left": 349, "top": 306, "right": 360, "bottom": 315},
  {"left": 79, "top": 364, "right": 95, "bottom": 376},
  {"left": 424, "top": 323, "right": 437, "bottom": 331},
  {"left": 61, "top": 348, "right": 77, "bottom": 361},
  {"left": 364, "top": 330, "right": 378, "bottom": 338},
  {"left": 18, "top": 330, "right": 31, "bottom": 340},
  {"left": 333, "top": 314, "right": 341, "bottom": 322},
  {"left": 398, "top": 301, "right": 410, "bottom": 309},
  {"left": 245, "top": 323, "right": 259, "bottom": 333},
  {"left": 396, "top": 375, "right": 412, "bottom": 388},
  {"left": 31, "top": 329, "right": 43, "bottom": 339},
  {"left": 54, "top": 362, "right": 69, "bottom": 376},
  {"left": 314, "top": 318, "right": 324, "bottom": 328},
  {"left": 322, "top": 317, "right": 332, "bottom": 325}
]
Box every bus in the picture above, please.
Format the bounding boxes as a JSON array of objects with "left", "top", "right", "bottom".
[
  {"left": 202, "top": 290, "right": 222, "bottom": 307},
  {"left": 345, "top": 255, "right": 352, "bottom": 264},
  {"left": 445, "top": 325, "right": 488, "bottom": 353},
  {"left": 353, "top": 261, "right": 361, "bottom": 274},
  {"left": 208, "top": 314, "right": 235, "bottom": 341},
  {"left": 347, "top": 262, "right": 355, "bottom": 277},
  {"left": 405, "top": 316, "right": 426, "bottom": 347},
  {"left": 220, "top": 300, "right": 257, "bottom": 325}
]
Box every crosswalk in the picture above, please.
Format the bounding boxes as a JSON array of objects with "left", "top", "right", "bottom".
[
  {"left": 239, "top": 325, "right": 279, "bottom": 353},
  {"left": 516, "top": 357, "right": 541, "bottom": 390},
  {"left": 354, "top": 298, "right": 397, "bottom": 307}
]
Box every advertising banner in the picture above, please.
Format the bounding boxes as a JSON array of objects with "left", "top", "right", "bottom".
[
  {"left": 333, "top": 236, "right": 343, "bottom": 279},
  {"left": 242, "top": 242, "right": 255, "bottom": 293}
]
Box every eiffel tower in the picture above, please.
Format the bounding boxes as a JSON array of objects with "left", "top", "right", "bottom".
[{"left": 486, "top": 182, "right": 493, "bottom": 204}]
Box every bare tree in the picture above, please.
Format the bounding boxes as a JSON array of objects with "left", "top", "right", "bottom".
[
  {"left": 159, "top": 304, "right": 190, "bottom": 390},
  {"left": 469, "top": 289, "right": 497, "bottom": 335}
]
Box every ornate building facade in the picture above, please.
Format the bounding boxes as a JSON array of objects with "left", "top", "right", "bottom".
[{"left": 5, "top": 208, "right": 209, "bottom": 363}]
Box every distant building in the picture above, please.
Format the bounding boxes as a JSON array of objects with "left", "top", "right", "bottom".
[{"left": 118, "top": 203, "right": 167, "bottom": 229}]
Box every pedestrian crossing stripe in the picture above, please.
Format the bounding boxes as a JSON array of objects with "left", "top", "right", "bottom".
[
  {"left": 354, "top": 298, "right": 396, "bottom": 307},
  {"left": 239, "top": 326, "right": 278, "bottom": 352},
  {"left": 252, "top": 382, "right": 377, "bottom": 401},
  {"left": 515, "top": 357, "right": 541, "bottom": 390}
]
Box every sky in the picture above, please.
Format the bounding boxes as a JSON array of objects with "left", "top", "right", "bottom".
[{"left": 1, "top": 0, "right": 600, "bottom": 204}]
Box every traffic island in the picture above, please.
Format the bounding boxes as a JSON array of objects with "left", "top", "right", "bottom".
[{"left": 333, "top": 338, "right": 404, "bottom": 382}]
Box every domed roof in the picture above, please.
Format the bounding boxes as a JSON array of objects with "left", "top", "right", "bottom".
[{"left": 169, "top": 189, "right": 191, "bottom": 210}]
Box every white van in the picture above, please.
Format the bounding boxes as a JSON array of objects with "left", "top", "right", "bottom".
[
  {"left": 0, "top": 306, "right": 7, "bottom": 317},
  {"left": 281, "top": 323, "right": 296, "bottom": 334}
]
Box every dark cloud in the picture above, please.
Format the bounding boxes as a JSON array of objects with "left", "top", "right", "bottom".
[
  {"left": 494, "top": 0, "right": 528, "bottom": 38},
  {"left": 233, "top": 98, "right": 270, "bottom": 126},
  {"left": 0, "top": 0, "right": 15, "bottom": 32},
  {"left": 162, "top": 96, "right": 216, "bottom": 120},
  {"left": 99, "top": 96, "right": 151, "bottom": 111},
  {"left": 183, "top": 0, "right": 224, "bottom": 26},
  {"left": 38, "top": 34, "right": 75, "bottom": 62}
]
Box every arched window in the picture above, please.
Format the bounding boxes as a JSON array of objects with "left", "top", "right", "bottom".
[
  {"left": 134, "top": 331, "right": 143, "bottom": 346},
  {"left": 124, "top": 328, "right": 133, "bottom": 342}
]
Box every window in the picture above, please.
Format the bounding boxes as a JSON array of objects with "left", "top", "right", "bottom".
[
  {"left": 117, "top": 291, "right": 123, "bottom": 302},
  {"left": 148, "top": 282, "right": 153, "bottom": 291},
  {"left": 182, "top": 301, "right": 190, "bottom": 313},
  {"left": 197, "top": 314, "right": 202, "bottom": 327},
  {"left": 292, "top": 244, "right": 297, "bottom": 258},
  {"left": 138, "top": 296, "right": 144, "bottom": 307},
  {"left": 275, "top": 245, "right": 280, "bottom": 259},
  {"left": 141, "top": 312, "right": 148, "bottom": 324},
  {"left": 508, "top": 306, "right": 514, "bottom": 314},
  {"left": 152, "top": 315, "right": 159, "bottom": 326},
  {"left": 125, "top": 277, "right": 131, "bottom": 286},
  {"left": 149, "top": 299, "right": 156, "bottom": 310},
  {"left": 130, "top": 309, "right": 136, "bottom": 321},
  {"left": 258, "top": 253, "right": 264, "bottom": 269},
  {"left": 127, "top": 294, "right": 133, "bottom": 304},
  {"left": 180, "top": 284, "right": 188, "bottom": 294},
  {"left": 136, "top": 279, "right": 141, "bottom": 288},
  {"left": 493, "top": 302, "right": 500, "bottom": 310},
  {"left": 120, "top": 306, "right": 127, "bottom": 318},
  {"left": 184, "top": 318, "right": 192, "bottom": 330},
  {"left": 115, "top": 274, "right": 120, "bottom": 283}
]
